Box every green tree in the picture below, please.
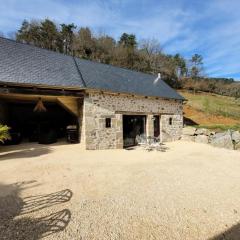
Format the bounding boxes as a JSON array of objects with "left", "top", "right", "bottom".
[
  {"left": 174, "top": 54, "right": 187, "bottom": 78},
  {"left": 118, "top": 33, "right": 138, "bottom": 68},
  {"left": 60, "top": 23, "right": 76, "bottom": 54},
  {"left": 119, "top": 33, "right": 137, "bottom": 48},
  {"left": 40, "top": 19, "right": 59, "bottom": 50},
  {"left": 16, "top": 19, "right": 59, "bottom": 50},
  {"left": 16, "top": 20, "right": 31, "bottom": 42},
  {"left": 16, "top": 20, "right": 42, "bottom": 47},
  {"left": 190, "top": 54, "right": 203, "bottom": 78}
]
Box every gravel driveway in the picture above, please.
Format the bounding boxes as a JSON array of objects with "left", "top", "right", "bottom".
[{"left": 0, "top": 141, "right": 240, "bottom": 240}]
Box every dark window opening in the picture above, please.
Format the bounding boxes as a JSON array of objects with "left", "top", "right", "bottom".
[
  {"left": 154, "top": 115, "right": 160, "bottom": 138},
  {"left": 123, "top": 115, "right": 146, "bottom": 147},
  {"left": 169, "top": 117, "right": 173, "bottom": 125},
  {"left": 106, "top": 118, "right": 111, "bottom": 128}
]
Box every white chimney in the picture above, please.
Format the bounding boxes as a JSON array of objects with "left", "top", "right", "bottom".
[{"left": 153, "top": 72, "right": 161, "bottom": 84}]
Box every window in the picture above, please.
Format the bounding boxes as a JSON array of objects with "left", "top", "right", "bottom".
[
  {"left": 105, "top": 118, "right": 111, "bottom": 128},
  {"left": 169, "top": 117, "right": 173, "bottom": 125}
]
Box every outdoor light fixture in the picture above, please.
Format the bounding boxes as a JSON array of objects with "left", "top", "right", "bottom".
[{"left": 33, "top": 98, "right": 47, "bottom": 112}]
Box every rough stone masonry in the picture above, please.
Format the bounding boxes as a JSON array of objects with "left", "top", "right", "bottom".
[
  {"left": 181, "top": 126, "right": 240, "bottom": 150},
  {"left": 80, "top": 91, "right": 183, "bottom": 150}
]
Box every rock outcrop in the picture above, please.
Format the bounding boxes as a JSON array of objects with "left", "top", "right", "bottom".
[
  {"left": 182, "top": 127, "right": 196, "bottom": 136},
  {"left": 195, "top": 128, "right": 211, "bottom": 136},
  {"left": 195, "top": 135, "right": 209, "bottom": 144},
  {"left": 210, "top": 131, "right": 234, "bottom": 150},
  {"left": 232, "top": 131, "right": 240, "bottom": 143},
  {"left": 181, "top": 127, "right": 240, "bottom": 151}
]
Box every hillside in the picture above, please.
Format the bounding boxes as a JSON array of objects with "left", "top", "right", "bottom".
[{"left": 179, "top": 90, "right": 240, "bottom": 131}]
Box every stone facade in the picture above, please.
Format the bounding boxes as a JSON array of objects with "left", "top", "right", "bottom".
[
  {"left": 81, "top": 91, "right": 183, "bottom": 150},
  {"left": 161, "top": 114, "right": 184, "bottom": 141}
]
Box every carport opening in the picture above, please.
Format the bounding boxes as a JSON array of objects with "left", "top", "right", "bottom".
[
  {"left": 2, "top": 100, "right": 78, "bottom": 145},
  {"left": 123, "top": 115, "right": 146, "bottom": 148}
]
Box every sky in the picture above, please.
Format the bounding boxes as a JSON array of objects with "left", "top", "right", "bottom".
[{"left": 0, "top": 0, "right": 240, "bottom": 80}]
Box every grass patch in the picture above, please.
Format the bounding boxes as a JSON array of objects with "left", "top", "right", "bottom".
[{"left": 180, "top": 91, "right": 240, "bottom": 120}]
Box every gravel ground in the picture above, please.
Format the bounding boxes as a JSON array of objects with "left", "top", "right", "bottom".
[{"left": 0, "top": 141, "right": 240, "bottom": 240}]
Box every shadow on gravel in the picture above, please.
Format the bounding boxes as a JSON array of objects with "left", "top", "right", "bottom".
[
  {"left": 125, "top": 145, "right": 169, "bottom": 152},
  {"left": 0, "top": 146, "right": 52, "bottom": 161},
  {"left": 0, "top": 181, "right": 72, "bottom": 240},
  {"left": 208, "top": 223, "right": 240, "bottom": 240}
]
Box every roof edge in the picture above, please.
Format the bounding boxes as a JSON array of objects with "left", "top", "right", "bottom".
[
  {"left": 0, "top": 81, "right": 86, "bottom": 91},
  {"left": 85, "top": 88, "right": 184, "bottom": 101},
  {"left": 0, "top": 81, "right": 184, "bottom": 100}
]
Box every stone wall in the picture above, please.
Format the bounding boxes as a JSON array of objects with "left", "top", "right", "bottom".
[
  {"left": 82, "top": 91, "right": 183, "bottom": 149},
  {"left": 161, "top": 114, "right": 183, "bottom": 141}
]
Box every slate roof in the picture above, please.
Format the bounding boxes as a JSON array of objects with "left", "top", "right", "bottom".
[{"left": 0, "top": 37, "right": 184, "bottom": 100}]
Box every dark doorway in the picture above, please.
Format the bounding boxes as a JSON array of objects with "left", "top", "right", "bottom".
[
  {"left": 3, "top": 101, "right": 78, "bottom": 145},
  {"left": 153, "top": 115, "right": 160, "bottom": 138},
  {"left": 123, "top": 115, "right": 146, "bottom": 147}
]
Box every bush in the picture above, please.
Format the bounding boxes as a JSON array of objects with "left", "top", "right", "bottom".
[
  {"left": 180, "top": 77, "right": 240, "bottom": 98},
  {"left": 0, "top": 124, "right": 11, "bottom": 143}
]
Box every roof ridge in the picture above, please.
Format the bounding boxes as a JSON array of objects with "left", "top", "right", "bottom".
[{"left": 72, "top": 56, "right": 87, "bottom": 88}]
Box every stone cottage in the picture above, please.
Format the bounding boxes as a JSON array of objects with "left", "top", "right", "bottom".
[{"left": 0, "top": 37, "right": 184, "bottom": 149}]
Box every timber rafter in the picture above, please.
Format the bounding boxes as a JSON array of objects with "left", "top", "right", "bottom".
[{"left": 0, "top": 84, "right": 85, "bottom": 97}]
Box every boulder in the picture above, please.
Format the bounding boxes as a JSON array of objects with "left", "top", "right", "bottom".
[
  {"left": 231, "top": 131, "right": 240, "bottom": 150},
  {"left": 195, "top": 135, "right": 209, "bottom": 144},
  {"left": 235, "top": 142, "right": 240, "bottom": 151},
  {"left": 232, "top": 131, "right": 240, "bottom": 143},
  {"left": 195, "top": 128, "right": 211, "bottom": 136},
  {"left": 181, "top": 135, "right": 195, "bottom": 142},
  {"left": 182, "top": 127, "right": 196, "bottom": 136},
  {"left": 210, "top": 131, "right": 234, "bottom": 150}
]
